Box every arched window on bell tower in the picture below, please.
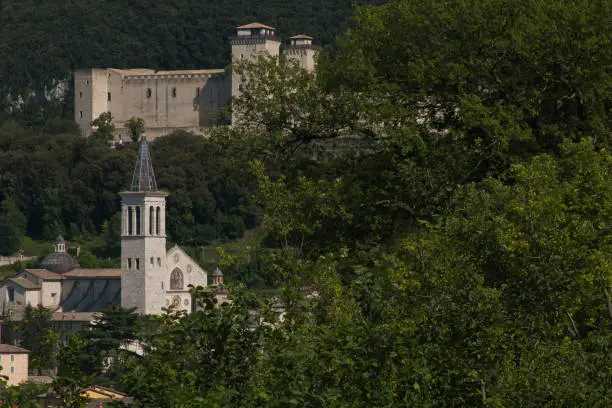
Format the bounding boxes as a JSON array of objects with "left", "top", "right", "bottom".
[
  {"left": 135, "top": 207, "right": 141, "bottom": 235},
  {"left": 128, "top": 207, "right": 133, "bottom": 235},
  {"left": 156, "top": 206, "right": 161, "bottom": 235},
  {"left": 149, "top": 206, "right": 154, "bottom": 235}
]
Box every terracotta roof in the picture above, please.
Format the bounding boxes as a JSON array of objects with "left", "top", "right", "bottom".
[
  {"left": 9, "top": 277, "right": 41, "bottom": 290},
  {"left": 237, "top": 22, "right": 275, "bottom": 30},
  {"left": 0, "top": 344, "right": 29, "bottom": 353},
  {"left": 52, "top": 312, "right": 98, "bottom": 322},
  {"left": 63, "top": 268, "right": 121, "bottom": 278},
  {"left": 24, "top": 269, "right": 63, "bottom": 280},
  {"left": 290, "top": 34, "right": 313, "bottom": 40}
]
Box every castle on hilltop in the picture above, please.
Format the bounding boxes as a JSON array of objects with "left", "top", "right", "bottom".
[{"left": 74, "top": 23, "right": 317, "bottom": 140}]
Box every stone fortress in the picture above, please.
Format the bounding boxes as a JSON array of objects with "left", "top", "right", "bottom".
[{"left": 74, "top": 23, "right": 317, "bottom": 140}]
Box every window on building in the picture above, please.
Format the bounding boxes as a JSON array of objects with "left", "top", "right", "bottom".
[
  {"left": 136, "top": 258, "right": 140, "bottom": 270},
  {"left": 156, "top": 207, "right": 161, "bottom": 235},
  {"left": 86, "top": 80, "right": 90, "bottom": 85},
  {"left": 10, "top": 354, "right": 14, "bottom": 362},
  {"left": 172, "top": 87, "right": 177, "bottom": 98},
  {"left": 128, "top": 258, "right": 132, "bottom": 269},
  {"left": 157, "top": 257, "right": 161, "bottom": 266},
  {"left": 107, "top": 92, "right": 111, "bottom": 101},
  {"left": 10, "top": 366, "right": 14, "bottom": 374},
  {"left": 150, "top": 257, "right": 154, "bottom": 266},
  {"left": 79, "top": 111, "right": 83, "bottom": 118},
  {"left": 7, "top": 287, "right": 14, "bottom": 302},
  {"left": 161, "top": 281, "right": 164, "bottom": 290},
  {"left": 128, "top": 207, "right": 133, "bottom": 235},
  {"left": 195, "top": 88, "right": 200, "bottom": 97},
  {"left": 135, "top": 207, "right": 141, "bottom": 235},
  {"left": 170, "top": 269, "right": 183, "bottom": 290},
  {"left": 146, "top": 88, "right": 152, "bottom": 98},
  {"left": 79, "top": 91, "right": 82, "bottom": 99},
  {"left": 149, "top": 206, "right": 154, "bottom": 235}
]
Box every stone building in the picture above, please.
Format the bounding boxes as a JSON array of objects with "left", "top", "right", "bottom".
[
  {"left": 0, "top": 137, "right": 210, "bottom": 325},
  {"left": 74, "top": 23, "right": 318, "bottom": 139}
]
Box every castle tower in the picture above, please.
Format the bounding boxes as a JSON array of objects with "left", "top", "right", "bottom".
[
  {"left": 283, "top": 35, "right": 317, "bottom": 72},
  {"left": 230, "top": 23, "right": 281, "bottom": 123},
  {"left": 120, "top": 135, "right": 168, "bottom": 315}
]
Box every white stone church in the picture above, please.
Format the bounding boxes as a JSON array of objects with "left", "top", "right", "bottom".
[{"left": 0, "top": 137, "right": 218, "bottom": 329}]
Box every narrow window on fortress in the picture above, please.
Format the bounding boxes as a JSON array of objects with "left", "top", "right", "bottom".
[
  {"left": 161, "top": 281, "right": 164, "bottom": 290},
  {"left": 79, "top": 111, "right": 83, "bottom": 118},
  {"left": 146, "top": 88, "right": 152, "bottom": 98},
  {"left": 136, "top": 258, "right": 140, "bottom": 270},
  {"left": 128, "top": 207, "right": 133, "bottom": 235},
  {"left": 79, "top": 91, "right": 82, "bottom": 99},
  {"left": 172, "top": 87, "right": 177, "bottom": 98},
  {"left": 128, "top": 258, "right": 132, "bottom": 269},
  {"left": 241, "top": 53, "right": 244, "bottom": 60},
  {"left": 136, "top": 207, "right": 141, "bottom": 235},
  {"left": 156, "top": 207, "right": 160, "bottom": 235},
  {"left": 86, "top": 80, "right": 89, "bottom": 85},
  {"left": 149, "top": 207, "right": 154, "bottom": 235},
  {"left": 157, "top": 257, "right": 161, "bottom": 266},
  {"left": 107, "top": 92, "right": 111, "bottom": 101},
  {"left": 150, "top": 257, "right": 154, "bottom": 265}
]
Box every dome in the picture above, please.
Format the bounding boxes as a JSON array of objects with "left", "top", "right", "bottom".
[{"left": 40, "top": 251, "right": 79, "bottom": 274}]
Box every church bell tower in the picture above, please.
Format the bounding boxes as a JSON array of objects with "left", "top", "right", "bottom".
[{"left": 120, "top": 135, "right": 168, "bottom": 315}]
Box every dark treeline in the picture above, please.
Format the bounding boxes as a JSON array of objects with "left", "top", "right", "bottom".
[{"left": 0, "top": 121, "right": 258, "bottom": 255}]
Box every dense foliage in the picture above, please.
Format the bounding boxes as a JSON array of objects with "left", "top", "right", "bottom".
[
  {"left": 0, "top": 123, "right": 259, "bottom": 255},
  {"left": 5, "top": 0, "right": 612, "bottom": 406}
]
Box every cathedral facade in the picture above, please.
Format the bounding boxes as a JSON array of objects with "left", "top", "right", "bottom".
[
  {"left": 74, "top": 23, "right": 317, "bottom": 139},
  {"left": 0, "top": 136, "right": 210, "bottom": 320}
]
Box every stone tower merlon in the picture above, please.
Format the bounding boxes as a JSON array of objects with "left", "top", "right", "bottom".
[
  {"left": 282, "top": 35, "right": 318, "bottom": 72},
  {"left": 230, "top": 23, "right": 281, "bottom": 102},
  {"left": 120, "top": 136, "right": 169, "bottom": 315}
]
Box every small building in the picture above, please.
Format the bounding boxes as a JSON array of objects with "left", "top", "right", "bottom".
[
  {"left": 40, "top": 385, "right": 133, "bottom": 407},
  {"left": 0, "top": 344, "right": 29, "bottom": 386}
]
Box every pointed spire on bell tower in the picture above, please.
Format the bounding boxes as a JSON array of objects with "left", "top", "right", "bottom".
[{"left": 131, "top": 134, "right": 158, "bottom": 191}]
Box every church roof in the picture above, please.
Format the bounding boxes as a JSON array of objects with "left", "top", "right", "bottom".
[
  {"left": 63, "top": 269, "right": 121, "bottom": 278},
  {"left": 213, "top": 267, "right": 224, "bottom": 277},
  {"left": 52, "top": 312, "right": 98, "bottom": 322},
  {"left": 130, "top": 135, "right": 158, "bottom": 192},
  {"left": 24, "top": 268, "right": 64, "bottom": 281},
  {"left": 39, "top": 251, "right": 80, "bottom": 274},
  {"left": 9, "top": 277, "right": 40, "bottom": 290}
]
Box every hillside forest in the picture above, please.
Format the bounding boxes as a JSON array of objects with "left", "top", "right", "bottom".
[{"left": 0, "top": 0, "right": 611, "bottom": 407}]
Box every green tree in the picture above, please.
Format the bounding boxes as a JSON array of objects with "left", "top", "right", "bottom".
[
  {"left": 125, "top": 117, "right": 145, "bottom": 143},
  {"left": 19, "top": 305, "right": 59, "bottom": 375},
  {"left": 90, "top": 112, "right": 115, "bottom": 143},
  {"left": 0, "top": 198, "right": 26, "bottom": 255}
]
